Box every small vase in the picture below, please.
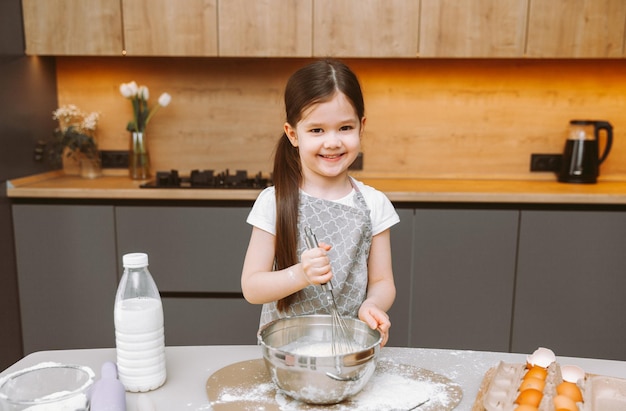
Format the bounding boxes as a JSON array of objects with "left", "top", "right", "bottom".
[
  {"left": 129, "top": 131, "right": 151, "bottom": 180},
  {"left": 79, "top": 152, "right": 102, "bottom": 179},
  {"left": 61, "top": 147, "right": 81, "bottom": 176}
]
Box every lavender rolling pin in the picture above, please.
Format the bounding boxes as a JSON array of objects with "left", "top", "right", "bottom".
[{"left": 90, "top": 361, "right": 127, "bottom": 411}]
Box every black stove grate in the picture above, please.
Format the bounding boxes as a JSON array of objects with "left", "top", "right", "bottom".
[{"left": 140, "top": 169, "right": 272, "bottom": 189}]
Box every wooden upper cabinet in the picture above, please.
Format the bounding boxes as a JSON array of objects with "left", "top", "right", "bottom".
[
  {"left": 526, "top": 0, "right": 626, "bottom": 58},
  {"left": 21, "top": 0, "right": 626, "bottom": 58},
  {"left": 419, "top": 0, "right": 528, "bottom": 58},
  {"left": 22, "top": 0, "right": 123, "bottom": 55},
  {"left": 122, "top": 0, "right": 218, "bottom": 56},
  {"left": 313, "top": 0, "right": 419, "bottom": 58},
  {"left": 218, "top": 0, "right": 312, "bottom": 57}
]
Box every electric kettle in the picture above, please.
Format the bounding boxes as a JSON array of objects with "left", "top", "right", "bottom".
[{"left": 558, "top": 120, "right": 613, "bottom": 184}]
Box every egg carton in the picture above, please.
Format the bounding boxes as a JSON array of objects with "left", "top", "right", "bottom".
[
  {"left": 482, "top": 361, "right": 570, "bottom": 411},
  {"left": 582, "top": 375, "right": 626, "bottom": 411},
  {"left": 479, "top": 365, "right": 626, "bottom": 410}
]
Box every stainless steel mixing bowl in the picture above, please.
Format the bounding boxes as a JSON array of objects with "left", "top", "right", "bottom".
[{"left": 257, "top": 314, "right": 382, "bottom": 404}]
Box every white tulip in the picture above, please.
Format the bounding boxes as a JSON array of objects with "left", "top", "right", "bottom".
[
  {"left": 119, "top": 83, "right": 133, "bottom": 98},
  {"left": 128, "top": 81, "right": 138, "bottom": 96},
  {"left": 158, "top": 92, "right": 172, "bottom": 107},
  {"left": 138, "top": 85, "right": 149, "bottom": 100}
]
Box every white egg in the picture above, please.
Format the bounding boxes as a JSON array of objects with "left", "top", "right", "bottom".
[
  {"left": 527, "top": 347, "right": 556, "bottom": 368},
  {"left": 561, "top": 364, "right": 585, "bottom": 383}
]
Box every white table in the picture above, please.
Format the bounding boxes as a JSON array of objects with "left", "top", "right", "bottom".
[{"left": 2, "top": 346, "right": 625, "bottom": 410}]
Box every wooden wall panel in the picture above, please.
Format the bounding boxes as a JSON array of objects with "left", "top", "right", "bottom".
[{"left": 55, "top": 58, "right": 626, "bottom": 181}]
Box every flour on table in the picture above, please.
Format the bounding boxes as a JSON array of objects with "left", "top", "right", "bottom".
[
  {"left": 275, "top": 365, "right": 452, "bottom": 411},
  {"left": 217, "top": 382, "right": 276, "bottom": 404},
  {"left": 209, "top": 359, "right": 462, "bottom": 411}
]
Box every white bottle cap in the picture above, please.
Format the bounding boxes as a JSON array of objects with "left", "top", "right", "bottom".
[{"left": 123, "top": 253, "right": 149, "bottom": 268}]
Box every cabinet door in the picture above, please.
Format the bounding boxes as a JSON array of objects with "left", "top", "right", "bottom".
[
  {"left": 21, "top": 0, "right": 123, "bottom": 55},
  {"left": 386, "top": 209, "right": 414, "bottom": 347},
  {"left": 122, "top": 0, "right": 218, "bottom": 56},
  {"left": 218, "top": 0, "right": 312, "bottom": 57},
  {"left": 12, "top": 204, "right": 118, "bottom": 354},
  {"left": 163, "top": 298, "right": 261, "bottom": 345},
  {"left": 526, "top": 0, "right": 626, "bottom": 58},
  {"left": 419, "top": 0, "right": 528, "bottom": 57},
  {"left": 411, "top": 209, "right": 518, "bottom": 351},
  {"left": 115, "top": 206, "right": 251, "bottom": 293},
  {"left": 514, "top": 211, "right": 626, "bottom": 360},
  {"left": 313, "top": 0, "right": 419, "bottom": 57}
]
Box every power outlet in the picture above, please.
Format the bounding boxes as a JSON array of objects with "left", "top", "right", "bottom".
[
  {"left": 530, "top": 153, "right": 562, "bottom": 172},
  {"left": 349, "top": 152, "right": 364, "bottom": 170},
  {"left": 101, "top": 150, "right": 129, "bottom": 169}
]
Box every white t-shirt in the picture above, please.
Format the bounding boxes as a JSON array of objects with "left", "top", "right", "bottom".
[{"left": 247, "top": 179, "right": 400, "bottom": 236}]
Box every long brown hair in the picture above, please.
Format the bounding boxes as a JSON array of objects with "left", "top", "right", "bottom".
[{"left": 274, "top": 59, "right": 365, "bottom": 312}]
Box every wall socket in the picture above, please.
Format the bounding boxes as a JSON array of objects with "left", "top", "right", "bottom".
[
  {"left": 349, "top": 152, "right": 364, "bottom": 170},
  {"left": 530, "top": 153, "right": 562, "bottom": 172},
  {"left": 101, "top": 150, "right": 129, "bottom": 168}
]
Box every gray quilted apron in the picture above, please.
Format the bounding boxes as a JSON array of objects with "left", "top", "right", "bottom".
[{"left": 260, "top": 179, "right": 373, "bottom": 327}]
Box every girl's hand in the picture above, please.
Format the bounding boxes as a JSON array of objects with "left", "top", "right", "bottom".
[
  {"left": 358, "top": 301, "right": 391, "bottom": 347},
  {"left": 301, "top": 242, "right": 333, "bottom": 285}
]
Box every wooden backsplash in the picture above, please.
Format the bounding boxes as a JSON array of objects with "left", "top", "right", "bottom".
[{"left": 56, "top": 57, "right": 626, "bottom": 181}]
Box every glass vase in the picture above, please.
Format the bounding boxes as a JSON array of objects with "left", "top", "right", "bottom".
[
  {"left": 79, "top": 151, "right": 102, "bottom": 179},
  {"left": 130, "top": 131, "right": 151, "bottom": 180},
  {"left": 61, "top": 147, "right": 81, "bottom": 176}
]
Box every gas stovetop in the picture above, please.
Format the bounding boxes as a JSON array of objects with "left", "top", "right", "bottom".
[{"left": 140, "top": 169, "right": 272, "bottom": 189}]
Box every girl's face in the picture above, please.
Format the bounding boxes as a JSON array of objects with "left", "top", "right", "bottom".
[{"left": 285, "top": 91, "right": 364, "bottom": 184}]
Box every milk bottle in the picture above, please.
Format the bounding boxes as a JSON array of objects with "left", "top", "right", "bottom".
[{"left": 114, "top": 253, "right": 166, "bottom": 392}]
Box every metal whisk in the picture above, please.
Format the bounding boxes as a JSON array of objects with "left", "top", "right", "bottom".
[{"left": 304, "top": 226, "right": 358, "bottom": 356}]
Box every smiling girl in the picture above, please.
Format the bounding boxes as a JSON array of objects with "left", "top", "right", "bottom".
[{"left": 241, "top": 59, "right": 399, "bottom": 346}]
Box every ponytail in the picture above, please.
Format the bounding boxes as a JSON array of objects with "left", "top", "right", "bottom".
[{"left": 273, "top": 133, "right": 301, "bottom": 312}]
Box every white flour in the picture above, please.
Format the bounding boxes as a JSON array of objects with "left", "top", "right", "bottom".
[
  {"left": 214, "top": 360, "right": 460, "bottom": 411},
  {"left": 22, "top": 393, "right": 88, "bottom": 411},
  {"left": 218, "top": 382, "right": 275, "bottom": 403},
  {"left": 287, "top": 341, "right": 338, "bottom": 357},
  {"left": 275, "top": 368, "right": 452, "bottom": 410}
]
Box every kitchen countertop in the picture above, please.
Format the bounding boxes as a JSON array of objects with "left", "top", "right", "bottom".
[
  {"left": 6, "top": 171, "right": 626, "bottom": 204},
  {"left": 2, "top": 345, "right": 625, "bottom": 411}
]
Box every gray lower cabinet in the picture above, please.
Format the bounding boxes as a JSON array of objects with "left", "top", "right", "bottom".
[
  {"left": 115, "top": 206, "right": 260, "bottom": 344},
  {"left": 13, "top": 203, "right": 626, "bottom": 358},
  {"left": 386, "top": 208, "right": 414, "bottom": 347},
  {"left": 410, "top": 209, "right": 519, "bottom": 352},
  {"left": 115, "top": 206, "right": 251, "bottom": 293},
  {"left": 115, "top": 205, "right": 415, "bottom": 346},
  {"left": 513, "top": 210, "right": 626, "bottom": 361},
  {"left": 162, "top": 298, "right": 261, "bottom": 346},
  {"left": 12, "top": 204, "right": 118, "bottom": 354}
]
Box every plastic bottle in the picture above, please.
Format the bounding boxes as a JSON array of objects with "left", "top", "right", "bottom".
[
  {"left": 90, "top": 362, "right": 127, "bottom": 411},
  {"left": 114, "top": 253, "right": 166, "bottom": 392}
]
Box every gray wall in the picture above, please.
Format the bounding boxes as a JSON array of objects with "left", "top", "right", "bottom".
[{"left": 0, "top": 0, "right": 58, "bottom": 369}]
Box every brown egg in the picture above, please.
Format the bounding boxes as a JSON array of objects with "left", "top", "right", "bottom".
[
  {"left": 515, "top": 388, "right": 543, "bottom": 407},
  {"left": 524, "top": 365, "right": 548, "bottom": 381},
  {"left": 515, "top": 405, "right": 539, "bottom": 411},
  {"left": 553, "top": 394, "right": 578, "bottom": 411},
  {"left": 557, "top": 381, "right": 583, "bottom": 402},
  {"left": 519, "top": 376, "right": 546, "bottom": 392}
]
